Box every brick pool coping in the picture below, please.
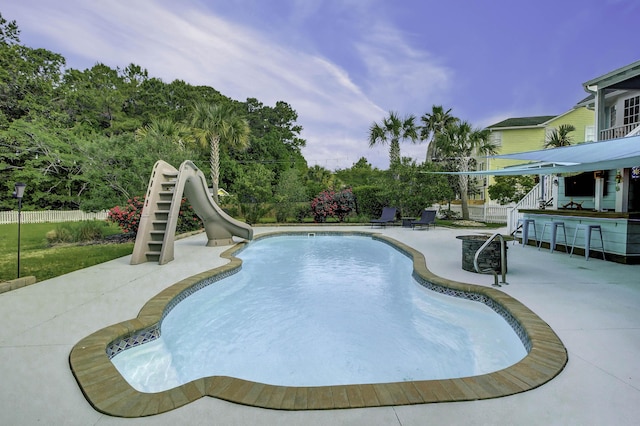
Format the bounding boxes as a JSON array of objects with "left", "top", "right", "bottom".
[{"left": 69, "top": 231, "right": 567, "bottom": 417}]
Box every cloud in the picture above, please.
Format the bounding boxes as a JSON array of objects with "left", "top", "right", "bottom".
[
  {"left": 6, "top": 0, "right": 451, "bottom": 169},
  {"left": 356, "top": 23, "right": 453, "bottom": 114}
]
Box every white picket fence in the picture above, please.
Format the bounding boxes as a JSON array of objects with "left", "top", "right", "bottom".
[
  {"left": 0, "top": 210, "right": 109, "bottom": 225},
  {"left": 432, "top": 203, "right": 510, "bottom": 224}
]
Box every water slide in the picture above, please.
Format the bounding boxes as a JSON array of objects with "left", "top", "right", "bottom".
[{"left": 130, "top": 160, "right": 253, "bottom": 265}]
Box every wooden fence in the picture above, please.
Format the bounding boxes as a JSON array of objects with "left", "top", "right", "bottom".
[{"left": 0, "top": 210, "right": 109, "bottom": 225}]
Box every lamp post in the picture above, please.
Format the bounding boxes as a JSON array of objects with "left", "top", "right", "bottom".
[{"left": 12, "top": 182, "right": 26, "bottom": 279}]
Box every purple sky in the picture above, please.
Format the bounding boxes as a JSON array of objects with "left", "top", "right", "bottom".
[{"left": 2, "top": 0, "right": 638, "bottom": 169}]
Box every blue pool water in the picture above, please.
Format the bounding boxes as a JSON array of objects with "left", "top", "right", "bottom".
[{"left": 112, "top": 235, "right": 526, "bottom": 392}]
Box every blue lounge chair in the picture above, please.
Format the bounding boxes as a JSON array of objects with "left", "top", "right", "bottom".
[
  {"left": 411, "top": 209, "right": 436, "bottom": 230},
  {"left": 370, "top": 207, "right": 397, "bottom": 228}
]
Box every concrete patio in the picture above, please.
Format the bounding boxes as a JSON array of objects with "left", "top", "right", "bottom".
[{"left": 0, "top": 225, "right": 638, "bottom": 425}]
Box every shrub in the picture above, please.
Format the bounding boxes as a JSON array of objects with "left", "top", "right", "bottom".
[
  {"left": 107, "top": 196, "right": 144, "bottom": 234},
  {"left": 46, "top": 221, "right": 105, "bottom": 244},
  {"left": 310, "top": 188, "right": 356, "bottom": 222},
  {"left": 108, "top": 197, "right": 202, "bottom": 235},
  {"left": 295, "top": 204, "right": 311, "bottom": 223},
  {"left": 332, "top": 188, "right": 356, "bottom": 222},
  {"left": 438, "top": 208, "right": 460, "bottom": 220},
  {"left": 46, "top": 224, "right": 74, "bottom": 244},
  {"left": 488, "top": 175, "right": 536, "bottom": 205},
  {"left": 241, "top": 202, "right": 270, "bottom": 225},
  {"left": 73, "top": 221, "right": 105, "bottom": 241},
  {"left": 352, "top": 186, "right": 387, "bottom": 217},
  {"left": 310, "top": 190, "right": 336, "bottom": 222},
  {"left": 176, "top": 199, "right": 203, "bottom": 234}
]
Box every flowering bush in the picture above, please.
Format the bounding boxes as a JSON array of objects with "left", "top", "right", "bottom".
[
  {"left": 107, "top": 196, "right": 143, "bottom": 234},
  {"left": 332, "top": 188, "right": 356, "bottom": 222},
  {"left": 176, "top": 198, "right": 203, "bottom": 234},
  {"left": 310, "top": 188, "right": 356, "bottom": 222},
  {"left": 310, "top": 190, "right": 335, "bottom": 222},
  {"left": 107, "top": 197, "right": 202, "bottom": 234}
]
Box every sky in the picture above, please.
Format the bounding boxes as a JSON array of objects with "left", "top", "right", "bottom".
[{"left": 2, "top": 0, "right": 639, "bottom": 170}]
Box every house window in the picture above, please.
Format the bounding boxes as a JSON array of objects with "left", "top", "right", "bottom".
[
  {"left": 585, "top": 125, "right": 595, "bottom": 141},
  {"left": 609, "top": 105, "right": 617, "bottom": 127},
  {"left": 545, "top": 127, "right": 554, "bottom": 143},
  {"left": 489, "top": 131, "right": 502, "bottom": 147},
  {"left": 624, "top": 96, "right": 640, "bottom": 125}
]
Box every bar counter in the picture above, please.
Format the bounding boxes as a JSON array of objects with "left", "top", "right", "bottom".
[{"left": 519, "top": 209, "right": 640, "bottom": 264}]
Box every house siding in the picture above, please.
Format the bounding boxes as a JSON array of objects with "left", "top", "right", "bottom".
[
  {"left": 545, "top": 107, "right": 594, "bottom": 143},
  {"left": 483, "top": 107, "right": 595, "bottom": 202}
]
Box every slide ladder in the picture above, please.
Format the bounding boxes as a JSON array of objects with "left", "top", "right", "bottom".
[{"left": 131, "top": 160, "right": 253, "bottom": 265}]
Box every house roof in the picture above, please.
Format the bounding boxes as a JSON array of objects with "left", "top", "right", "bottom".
[
  {"left": 487, "top": 116, "right": 557, "bottom": 129},
  {"left": 431, "top": 135, "right": 640, "bottom": 176},
  {"left": 583, "top": 59, "right": 640, "bottom": 92}
]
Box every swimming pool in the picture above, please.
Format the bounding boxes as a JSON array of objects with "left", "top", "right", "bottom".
[
  {"left": 70, "top": 230, "right": 567, "bottom": 416},
  {"left": 111, "top": 235, "right": 527, "bottom": 392}
]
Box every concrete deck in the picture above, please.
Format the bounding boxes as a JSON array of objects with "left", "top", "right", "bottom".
[{"left": 1, "top": 225, "right": 638, "bottom": 425}]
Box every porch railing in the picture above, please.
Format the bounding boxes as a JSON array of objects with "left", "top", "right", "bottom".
[
  {"left": 599, "top": 122, "right": 640, "bottom": 140},
  {"left": 506, "top": 176, "right": 555, "bottom": 234}
]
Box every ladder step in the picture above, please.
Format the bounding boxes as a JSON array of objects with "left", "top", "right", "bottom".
[
  {"left": 152, "top": 221, "right": 167, "bottom": 231},
  {"left": 145, "top": 251, "right": 161, "bottom": 258}
]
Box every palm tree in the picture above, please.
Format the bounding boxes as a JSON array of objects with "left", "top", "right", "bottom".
[
  {"left": 135, "top": 117, "right": 192, "bottom": 148},
  {"left": 368, "top": 111, "right": 418, "bottom": 167},
  {"left": 433, "top": 121, "right": 498, "bottom": 220},
  {"left": 420, "top": 105, "right": 458, "bottom": 162},
  {"left": 190, "top": 102, "right": 250, "bottom": 203},
  {"left": 544, "top": 124, "right": 575, "bottom": 148}
]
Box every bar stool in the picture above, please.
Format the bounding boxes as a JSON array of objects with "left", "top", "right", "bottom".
[
  {"left": 515, "top": 218, "right": 537, "bottom": 248},
  {"left": 570, "top": 224, "right": 605, "bottom": 261},
  {"left": 538, "top": 221, "right": 568, "bottom": 253}
]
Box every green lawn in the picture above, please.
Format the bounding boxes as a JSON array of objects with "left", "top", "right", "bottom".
[{"left": 0, "top": 222, "right": 133, "bottom": 282}]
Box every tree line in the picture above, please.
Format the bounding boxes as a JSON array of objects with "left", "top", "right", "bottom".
[
  {"left": 368, "top": 106, "right": 500, "bottom": 219},
  {"left": 0, "top": 13, "right": 306, "bottom": 213}
]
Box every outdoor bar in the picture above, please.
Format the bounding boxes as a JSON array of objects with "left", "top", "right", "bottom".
[
  {"left": 491, "top": 137, "right": 640, "bottom": 264},
  {"left": 521, "top": 209, "right": 640, "bottom": 264}
]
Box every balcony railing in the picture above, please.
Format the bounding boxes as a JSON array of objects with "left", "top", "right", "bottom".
[{"left": 599, "top": 122, "right": 640, "bottom": 140}]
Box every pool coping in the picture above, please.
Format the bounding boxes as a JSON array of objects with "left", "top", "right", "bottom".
[{"left": 69, "top": 231, "right": 568, "bottom": 417}]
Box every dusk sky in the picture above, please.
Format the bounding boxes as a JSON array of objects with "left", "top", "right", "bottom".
[{"left": 2, "top": 0, "right": 639, "bottom": 170}]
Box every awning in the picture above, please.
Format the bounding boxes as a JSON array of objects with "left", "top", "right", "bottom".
[{"left": 431, "top": 135, "right": 640, "bottom": 176}]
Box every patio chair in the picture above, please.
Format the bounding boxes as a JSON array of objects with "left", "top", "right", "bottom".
[
  {"left": 411, "top": 209, "right": 437, "bottom": 230},
  {"left": 370, "top": 207, "right": 397, "bottom": 228}
]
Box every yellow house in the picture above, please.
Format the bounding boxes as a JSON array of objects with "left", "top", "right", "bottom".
[{"left": 481, "top": 106, "right": 594, "bottom": 201}]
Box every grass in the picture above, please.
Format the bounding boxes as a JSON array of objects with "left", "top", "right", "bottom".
[{"left": 0, "top": 221, "right": 133, "bottom": 282}]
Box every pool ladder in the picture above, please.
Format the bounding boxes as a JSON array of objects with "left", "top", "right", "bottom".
[{"left": 473, "top": 232, "right": 508, "bottom": 287}]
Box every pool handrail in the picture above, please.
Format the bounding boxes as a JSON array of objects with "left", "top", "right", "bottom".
[{"left": 473, "top": 232, "right": 508, "bottom": 287}]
